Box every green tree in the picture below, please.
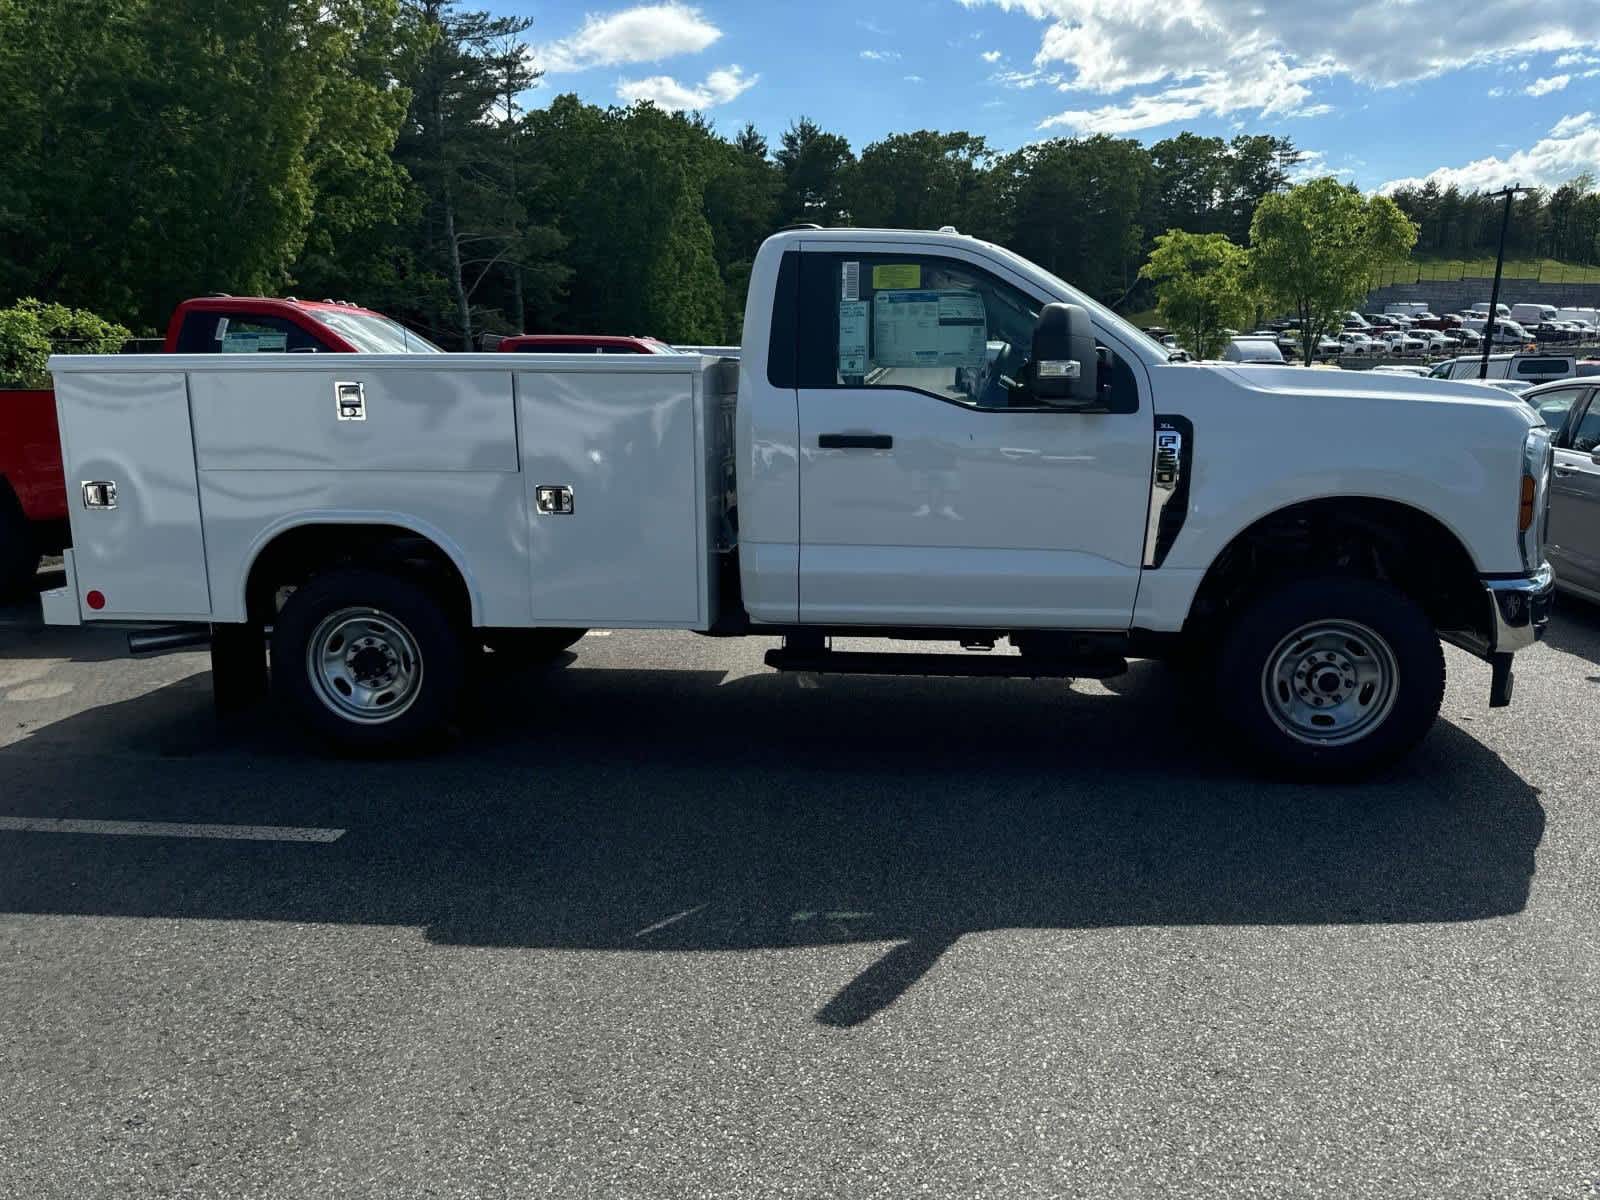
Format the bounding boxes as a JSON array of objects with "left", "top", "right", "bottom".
[
  {"left": 0, "top": 0, "right": 416, "bottom": 329},
  {"left": 776, "top": 117, "right": 855, "bottom": 226},
  {"left": 845, "top": 131, "right": 990, "bottom": 231},
  {"left": 1250, "top": 177, "right": 1417, "bottom": 367},
  {"left": 703, "top": 124, "right": 781, "bottom": 339},
  {"left": 643, "top": 176, "right": 726, "bottom": 343},
  {"left": 397, "top": 1, "right": 568, "bottom": 348},
  {"left": 986, "top": 135, "right": 1151, "bottom": 300},
  {"left": 1138, "top": 231, "right": 1254, "bottom": 359},
  {"left": 0, "top": 299, "right": 130, "bottom": 387}
]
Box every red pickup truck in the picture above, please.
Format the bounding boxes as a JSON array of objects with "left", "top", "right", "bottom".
[{"left": 0, "top": 296, "right": 440, "bottom": 596}]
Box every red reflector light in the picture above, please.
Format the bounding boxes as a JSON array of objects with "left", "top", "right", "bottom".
[
  {"left": 85, "top": 590, "right": 106, "bottom": 611},
  {"left": 1519, "top": 476, "right": 1536, "bottom": 532}
]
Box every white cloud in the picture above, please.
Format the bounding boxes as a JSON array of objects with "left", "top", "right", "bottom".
[
  {"left": 1488, "top": 86, "right": 1507, "bottom": 97},
  {"left": 1526, "top": 74, "right": 1570, "bottom": 96},
  {"left": 981, "top": 49, "right": 1003, "bottom": 62},
  {"left": 860, "top": 49, "right": 901, "bottom": 61},
  {"left": 1379, "top": 121, "right": 1600, "bottom": 193},
  {"left": 959, "top": 0, "right": 1600, "bottom": 134},
  {"left": 1555, "top": 51, "right": 1600, "bottom": 66},
  {"left": 904, "top": 74, "right": 925, "bottom": 82},
  {"left": 1549, "top": 111, "right": 1595, "bottom": 138},
  {"left": 615, "top": 64, "right": 757, "bottom": 110},
  {"left": 537, "top": 3, "right": 720, "bottom": 73}
]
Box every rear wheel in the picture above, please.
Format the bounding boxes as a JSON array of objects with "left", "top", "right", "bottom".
[
  {"left": 271, "top": 568, "right": 466, "bottom": 752},
  {"left": 1215, "top": 575, "right": 1444, "bottom": 777},
  {"left": 0, "top": 486, "right": 40, "bottom": 600}
]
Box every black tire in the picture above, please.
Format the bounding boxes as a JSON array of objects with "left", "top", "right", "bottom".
[
  {"left": 0, "top": 485, "right": 40, "bottom": 601},
  {"left": 1215, "top": 575, "right": 1445, "bottom": 778},
  {"left": 271, "top": 568, "right": 466, "bottom": 752}
]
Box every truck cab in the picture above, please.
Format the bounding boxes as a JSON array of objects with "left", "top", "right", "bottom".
[{"left": 41, "top": 228, "right": 1555, "bottom": 776}]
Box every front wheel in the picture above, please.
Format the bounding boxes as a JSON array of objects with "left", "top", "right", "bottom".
[
  {"left": 1215, "top": 576, "right": 1445, "bottom": 777},
  {"left": 271, "top": 568, "right": 466, "bottom": 752}
]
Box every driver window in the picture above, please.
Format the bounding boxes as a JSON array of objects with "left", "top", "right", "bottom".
[
  {"left": 812, "top": 254, "right": 1041, "bottom": 409},
  {"left": 1567, "top": 396, "right": 1600, "bottom": 453}
]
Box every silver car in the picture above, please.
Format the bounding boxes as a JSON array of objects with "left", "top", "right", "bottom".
[{"left": 1525, "top": 379, "right": 1600, "bottom": 602}]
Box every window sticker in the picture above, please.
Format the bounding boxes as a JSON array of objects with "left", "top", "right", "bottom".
[
  {"left": 841, "top": 261, "right": 860, "bottom": 302},
  {"left": 220, "top": 330, "right": 288, "bottom": 353},
  {"left": 837, "top": 300, "right": 869, "bottom": 375},
  {"left": 872, "top": 290, "right": 987, "bottom": 368},
  {"left": 872, "top": 263, "right": 921, "bottom": 290}
]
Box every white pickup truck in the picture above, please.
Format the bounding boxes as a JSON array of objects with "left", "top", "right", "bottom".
[{"left": 43, "top": 227, "right": 1554, "bottom": 774}]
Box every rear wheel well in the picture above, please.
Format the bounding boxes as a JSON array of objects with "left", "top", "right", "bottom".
[
  {"left": 244, "top": 524, "right": 471, "bottom": 629},
  {"left": 1186, "top": 499, "right": 1487, "bottom": 648}
]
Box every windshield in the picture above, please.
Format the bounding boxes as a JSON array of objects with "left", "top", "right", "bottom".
[{"left": 312, "top": 309, "right": 443, "bottom": 353}]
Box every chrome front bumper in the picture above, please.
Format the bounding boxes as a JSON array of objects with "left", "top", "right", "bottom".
[{"left": 1485, "top": 562, "right": 1554, "bottom": 654}]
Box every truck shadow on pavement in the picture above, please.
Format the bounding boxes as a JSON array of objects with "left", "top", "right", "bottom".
[{"left": 0, "top": 658, "right": 1545, "bottom": 1028}]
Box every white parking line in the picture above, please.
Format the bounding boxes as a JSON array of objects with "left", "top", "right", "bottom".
[
  {"left": 0, "top": 817, "right": 345, "bottom": 843},
  {"left": 633, "top": 903, "right": 706, "bottom": 938}
]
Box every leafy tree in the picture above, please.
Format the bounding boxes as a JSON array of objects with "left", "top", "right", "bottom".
[
  {"left": 644, "top": 176, "right": 726, "bottom": 342},
  {"left": 1250, "top": 177, "right": 1417, "bottom": 367},
  {"left": 986, "top": 135, "right": 1151, "bottom": 300},
  {"left": 704, "top": 125, "right": 781, "bottom": 339},
  {"left": 397, "top": 1, "right": 568, "bottom": 347},
  {"left": 845, "top": 131, "right": 990, "bottom": 231},
  {"left": 0, "top": 0, "right": 417, "bottom": 329},
  {"left": 1138, "top": 231, "right": 1254, "bottom": 359},
  {"left": 776, "top": 118, "right": 855, "bottom": 226},
  {"left": 1146, "top": 133, "right": 1231, "bottom": 237},
  {"left": 0, "top": 299, "right": 129, "bottom": 387}
]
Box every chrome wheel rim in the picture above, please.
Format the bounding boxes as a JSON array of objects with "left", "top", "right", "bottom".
[
  {"left": 306, "top": 608, "right": 423, "bottom": 724},
  {"left": 1260, "top": 619, "right": 1399, "bottom": 747}
]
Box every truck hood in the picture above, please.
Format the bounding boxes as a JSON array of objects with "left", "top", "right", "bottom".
[{"left": 1205, "top": 363, "right": 1539, "bottom": 424}]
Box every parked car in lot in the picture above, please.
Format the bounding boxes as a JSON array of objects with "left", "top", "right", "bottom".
[
  {"left": 1519, "top": 377, "right": 1600, "bottom": 602},
  {"left": 0, "top": 295, "right": 440, "bottom": 598},
  {"left": 1429, "top": 352, "right": 1579, "bottom": 383},
  {"left": 1338, "top": 332, "right": 1380, "bottom": 356},
  {"left": 1463, "top": 318, "right": 1532, "bottom": 347},
  {"left": 1222, "top": 336, "right": 1286, "bottom": 363},
  {"left": 40, "top": 226, "right": 1554, "bottom": 775},
  {"left": 1411, "top": 330, "right": 1462, "bottom": 354},
  {"left": 1380, "top": 331, "right": 1429, "bottom": 357}
]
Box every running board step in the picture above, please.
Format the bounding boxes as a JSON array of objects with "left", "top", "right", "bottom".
[{"left": 763, "top": 648, "right": 1127, "bottom": 680}]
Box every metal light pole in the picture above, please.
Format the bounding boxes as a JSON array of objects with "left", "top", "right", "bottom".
[{"left": 1480, "top": 184, "right": 1533, "bottom": 379}]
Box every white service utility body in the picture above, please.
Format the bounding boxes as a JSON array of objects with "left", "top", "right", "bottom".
[{"left": 44, "top": 228, "right": 1555, "bottom": 773}]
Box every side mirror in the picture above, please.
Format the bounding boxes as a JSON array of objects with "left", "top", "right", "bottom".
[{"left": 1031, "top": 302, "right": 1099, "bottom": 407}]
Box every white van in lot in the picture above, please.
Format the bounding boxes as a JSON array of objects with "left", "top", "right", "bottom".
[
  {"left": 1430, "top": 352, "right": 1578, "bottom": 383},
  {"left": 42, "top": 227, "right": 1554, "bottom": 775},
  {"left": 1555, "top": 307, "right": 1598, "bottom": 334},
  {"left": 1510, "top": 303, "right": 1559, "bottom": 327}
]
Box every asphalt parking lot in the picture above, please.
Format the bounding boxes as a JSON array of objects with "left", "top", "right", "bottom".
[{"left": 1, "top": 575, "right": 1596, "bottom": 1199}]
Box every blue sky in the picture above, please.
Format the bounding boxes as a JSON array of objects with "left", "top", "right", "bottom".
[{"left": 497, "top": 0, "right": 1600, "bottom": 194}]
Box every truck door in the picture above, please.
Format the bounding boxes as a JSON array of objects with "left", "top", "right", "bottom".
[
  {"left": 1546, "top": 386, "right": 1600, "bottom": 596},
  {"left": 792, "top": 247, "right": 1153, "bottom": 629},
  {"left": 53, "top": 368, "right": 211, "bottom": 619}
]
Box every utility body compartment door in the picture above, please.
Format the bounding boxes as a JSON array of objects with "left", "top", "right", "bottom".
[
  {"left": 53, "top": 369, "right": 211, "bottom": 619},
  {"left": 517, "top": 365, "right": 711, "bottom": 628}
]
